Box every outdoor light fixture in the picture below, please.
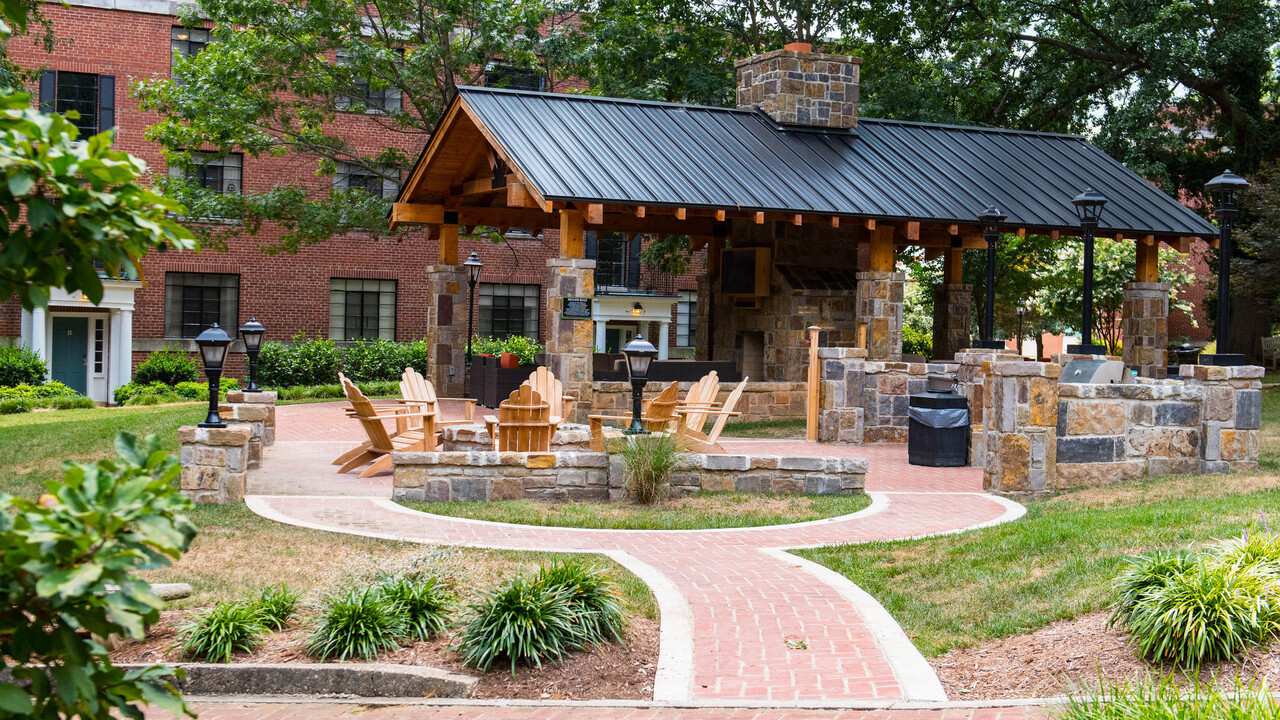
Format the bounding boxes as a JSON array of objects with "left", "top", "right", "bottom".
[
  {"left": 1200, "top": 169, "right": 1251, "bottom": 367},
  {"left": 194, "top": 324, "right": 232, "bottom": 428},
  {"left": 622, "top": 334, "right": 658, "bottom": 435},
  {"left": 463, "top": 251, "right": 483, "bottom": 396},
  {"left": 973, "top": 205, "right": 1007, "bottom": 349},
  {"left": 1068, "top": 188, "right": 1109, "bottom": 355},
  {"left": 238, "top": 318, "right": 265, "bottom": 392},
  {"left": 631, "top": 302, "right": 644, "bottom": 316}
]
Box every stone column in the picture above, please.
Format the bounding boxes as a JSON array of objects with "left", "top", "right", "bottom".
[
  {"left": 545, "top": 258, "right": 595, "bottom": 421},
  {"left": 854, "top": 271, "right": 904, "bottom": 361},
  {"left": 425, "top": 264, "right": 467, "bottom": 400},
  {"left": 816, "top": 347, "right": 868, "bottom": 443},
  {"left": 1184, "top": 364, "right": 1263, "bottom": 474},
  {"left": 982, "top": 360, "right": 1060, "bottom": 493},
  {"left": 178, "top": 424, "right": 251, "bottom": 504},
  {"left": 931, "top": 283, "right": 972, "bottom": 360},
  {"left": 222, "top": 389, "right": 278, "bottom": 470},
  {"left": 1121, "top": 281, "right": 1170, "bottom": 379}
]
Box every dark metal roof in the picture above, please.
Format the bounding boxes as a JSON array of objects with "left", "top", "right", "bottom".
[{"left": 455, "top": 86, "right": 1218, "bottom": 237}]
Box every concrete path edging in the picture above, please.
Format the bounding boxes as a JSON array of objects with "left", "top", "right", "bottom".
[
  {"left": 122, "top": 662, "right": 477, "bottom": 698},
  {"left": 601, "top": 550, "right": 696, "bottom": 703}
]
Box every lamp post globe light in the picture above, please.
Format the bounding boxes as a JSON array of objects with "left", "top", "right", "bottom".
[
  {"left": 1068, "top": 187, "right": 1109, "bottom": 355},
  {"left": 1200, "top": 169, "right": 1251, "bottom": 367},
  {"left": 238, "top": 318, "right": 266, "bottom": 392},
  {"left": 194, "top": 324, "right": 232, "bottom": 428},
  {"left": 972, "top": 205, "right": 1007, "bottom": 349},
  {"left": 463, "top": 251, "right": 483, "bottom": 396},
  {"left": 622, "top": 334, "right": 658, "bottom": 435}
]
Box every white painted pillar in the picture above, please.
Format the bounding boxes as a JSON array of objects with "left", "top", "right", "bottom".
[
  {"left": 108, "top": 309, "right": 123, "bottom": 397},
  {"left": 595, "top": 320, "right": 607, "bottom": 354},
  {"left": 30, "top": 306, "right": 47, "bottom": 370},
  {"left": 118, "top": 310, "right": 133, "bottom": 385},
  {"left": 19, "top": 307, "right": 31, "bottom": 348},
  {"left": 658, "top": 320, "right": 670, "bottom": 360}
]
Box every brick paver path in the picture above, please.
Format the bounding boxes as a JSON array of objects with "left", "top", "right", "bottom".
[{"left": 246, "top": 403, "right": 1024, "bottom": 704}]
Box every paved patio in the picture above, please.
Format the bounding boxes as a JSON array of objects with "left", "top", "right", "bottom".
[{"left": 243, "top": 402, "right": 1022, "bottom": 704}]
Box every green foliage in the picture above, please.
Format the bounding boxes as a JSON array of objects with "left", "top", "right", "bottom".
[
  {"left": 132, "top": 347, "right": 201, "bottom": 386},
  {"left": 0, "top": 380, "right": 79, "bottom": 402},
  {"left": 113, "top": 378, "right": 238, "bottom": 407},
  {"left": 0, "top": 432, "right": 196, "bottom": 719},
  {"left": 305, "top": 587, "right": 408, "bottom": 661},
  {"left": 454, "top": 574, "right": 583, "bottom": 674},
  {"left": 470, "top": 335, "right": 544, "bottom": 365},
  {"left": 1060, "top": 676, "right": 1280, "bottom": 720},
  {"left": 0, "top": 344, "right": 45, "bottom": 386},
  {"left": 0, "top": 87, "right": 194, "bottom": 309},
  {"left": 1109, "top": 549, "right": 1197, "bottom": 627},
  {"left": 337, "top": 338, "right": 431, "bottom": 383},
  {"left": 255, "top": 334, "right": 340, "bottom": 387},
  {"left": 376, "top": 575, "right": 454, "bottom": 642},
  {"left": 52, "top": 395, "right": 97, "bottom": 410},
  {"left": 901, "top": 324, "right": 932, "bottom": 357},
  {"left": 0, "top": 397, "right": 31, "bottom": 414},
  {"left": 177, "top": 601, "right": 268, "bottom": 663},
  {"left": 249, "top": 584, "right": 301, "bottom": 631},
  {"left": 1209, "top": 532, "right": 1280, "bottom": 571},
  {"left": 619, "top": 433, "right": 679, "bottom": 504},
  {"left": 272, "top": 380, "right": 400, "bottom": 400},
  {"left": 536, "top": 561, "right": 627, "bottom": 646}
]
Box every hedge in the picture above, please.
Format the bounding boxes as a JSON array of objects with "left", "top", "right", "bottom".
[
  {"left": 255, "top": 335, "right": 430, "bottom": 388},
  {"left": 114, "top": 378, "right": 240, "bottom": 407},
  {"left": 0, "top": 381, "right": 96, "bottom": 414}
]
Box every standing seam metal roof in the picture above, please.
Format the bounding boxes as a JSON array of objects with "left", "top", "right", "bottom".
[{"left": 450, "top": 86, "right": 1218, "bottom": 237}]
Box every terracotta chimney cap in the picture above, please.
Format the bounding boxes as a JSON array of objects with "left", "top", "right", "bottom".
[{"left": 783, "top": 42, "right": 812, "bottom": 53}]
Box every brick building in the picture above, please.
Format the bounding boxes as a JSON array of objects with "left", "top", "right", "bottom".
[{"left": 0, "top": 0, "right": 700, "bottom": 403}]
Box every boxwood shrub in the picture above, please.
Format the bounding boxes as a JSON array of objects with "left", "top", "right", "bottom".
[
  {"left": 114, "top": 377, "right": 239, "bottom": 406},
  {"left": 256, "top": 334, "right": 430, "bottom": 388},
  {"left": 0, "top": 381, "right": 92, "bottom": 413},
  {"left": 0, "top": 345, "right": 47, "bottom": 387},
  {"left": 133, "top": 346, "right": 201, "bottom": 386}
]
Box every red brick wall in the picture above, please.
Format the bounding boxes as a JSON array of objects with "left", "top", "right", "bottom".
[{"left": 1168, "top": 239, "right": 1212, "bottom": 343}]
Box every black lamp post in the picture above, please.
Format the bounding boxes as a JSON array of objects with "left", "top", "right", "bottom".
[
  {"left": 194, "top": 324, "right": 232, "bottom": 428},
  {"left": 973, "top": 205, "right": 1007, "bottom": 349},
  {"left": 1068, "top": 188, "right": 1109, "bottom": 355},
  {"left": 238, "top": 318, "right": 265, "bottom": 392},
  {"left": 463, "top": 251, "right": 483, "bottom": 396},
  {"left": 1016, "top": 304, "right": 1026, "bottom": 357},
  {"left": 622, "top": 334, "right": 657, "bottom": 435},
  {"left": 1199, "top": 169, "right": 1251, "bottom": 367}
]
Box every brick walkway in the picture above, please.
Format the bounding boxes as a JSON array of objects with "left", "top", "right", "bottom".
[{"left": 244, "top": 403, "right": 1024, "bottom": 705}]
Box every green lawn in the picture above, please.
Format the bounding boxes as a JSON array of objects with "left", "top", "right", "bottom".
[
  {"left": 402, "top": 491, "right": 870, "bottom": 530},
  {"left": 720, "top": 418, "right": 807, "bottom": 438}
]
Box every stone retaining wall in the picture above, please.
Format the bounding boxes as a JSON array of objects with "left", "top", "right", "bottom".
[
  {"left": 592, "top": 380, "right": 808, "bottom": 422},
  {"left": 440, "top": 423, "right": 593, "bottom": 452},
  {"left": 178, "top": 425, "right": 251, "bottom": 504},
  {"left": 816, "top": 347, "right": 959, "bottom": 443}
]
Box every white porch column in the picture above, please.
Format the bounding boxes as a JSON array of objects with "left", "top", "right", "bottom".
[
  {"left": 108, "top": 309, "right": 124, "bottom": 396},
  {"left": 658, "top": 320, "right": 670, "bottom": 360},
  {"left": 19, "top": 307, "right": 31, "bottom": 348},
  {"left": 118, "top": 310, "right": 133, "bottom": 385},
  {"left": 595, "top": 320, "right": 607, "bottom": 354},
  {"left": 30, "top": 306, "right": 47, "bottom": 366}
]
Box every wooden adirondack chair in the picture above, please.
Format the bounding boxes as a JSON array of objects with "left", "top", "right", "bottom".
[
  {"left": 523, "top": 366, "right": 575, "bottom": 422},
  {"left": 676, "top": 370, "right": 720, "bottom": 436},
  {"left": 587, "top": 381, "right": 680, "bottom": 451},
  {"left": 676, "top": 377, "right": 748, "bottom": 454},
  {"left": 335, "top": 376, "right": 438, "bottom": 478},
  {"left": 397, "top": 367, "right": 476, "bottom": 430},
  {"left": 483, "top": 385, "right": 555, "bottom": 452}
]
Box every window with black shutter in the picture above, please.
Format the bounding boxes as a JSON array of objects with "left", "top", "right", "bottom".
[
  {"left": 39, "top": 71, "right": 115, "bottom": 136},
  {"left": 164, "top": 273, "right": 240, "bottom": 339}
]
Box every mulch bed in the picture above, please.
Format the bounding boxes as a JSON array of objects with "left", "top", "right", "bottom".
[
  {"left": 110, "top": 609, "right": 659, "bottom": 700},
  {"left": 931, "top": 611, "right": 1280, "bottom": 700}
]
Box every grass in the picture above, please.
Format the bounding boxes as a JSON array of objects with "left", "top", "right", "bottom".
[
  {"left": 401, "top": 491, "right": 870, "bottom": 530},
  {"left": 719, "top": 418, "right": 806, "bottom": 439}
]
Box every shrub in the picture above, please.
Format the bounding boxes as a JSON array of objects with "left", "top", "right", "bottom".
[
  {"left": 178, "top": 601, "right": 268, "bottom": 663},
  {"left": 902, "top": 324, "right": 932, "bottom": 357},
  {"left": 256, "top": 334, "right": 340, "bottom": 387},
  {"left": 0, "top": 344, "right": 46, "bottom": 387},
  {"left": 114, "top": 377, "right": 238, "bottom": 406},
  {"left": 455, "top": 574, "right": 583, "bottom": 673},
  {"left": 1109, "top": 549, "right": 1198, "bottom": 627},
  {"left": 0, "top": 398, "right": 33, "bottom": 414},
  {"left": 468, "top": 336, "right": 543, "bottom": 364},
  {"left": 272, "top": 380, "right": 400, "bottom": 401},
  {"left": 376, "top": 575, "right": 454, "bottom": 641},
  {"left": 1208, "top": 531, "right": 1280, "bottom": 572},
  {"left": 52, "top": 395, "right": 98, "bottom": 410},
  {"left": 0, "top": 380, "right": 78, "bottom": 402},
  {"left": 1060, "top": 676, "right": 1279, "bottom": 720},
  {"left": 619, "top": 433, "right": 679, "bottom": 504},
  {"left": 133, "top": 346, "right": 201, "bottom": 386},
  {"left": 536, "top": 561, "right": 627, "bottom": 645},
  {"left": 306, "top": 587, "right": 407, "bottom": 661},
  {"left": 342, "top": 338, "right": 431, "bottom": 383},
  {"left": 249, "top": 584, "right": 301, "bottom": 631}
]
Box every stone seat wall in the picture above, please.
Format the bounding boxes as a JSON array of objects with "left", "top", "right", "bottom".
[
  {"left": 816, "top": 346, "right": 960, "bottom": 443},
  {"left": 592, "top": 380, "right": 808, "bottom": 423},
  {"left": 440, "top": 423, "right": 592, "bottom": 453}
]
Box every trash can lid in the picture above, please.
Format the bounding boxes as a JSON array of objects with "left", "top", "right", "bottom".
[{"left": 908, "top": 391, "right": 968, "bottom": 409}]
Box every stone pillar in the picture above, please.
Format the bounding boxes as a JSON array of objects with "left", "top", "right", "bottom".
[
  {"left": 816, "top": 347, "right": 868, "bottom": 443},
  {"left": 545, "top": 258, "right": 595, "bottom": 421},
  {"left": 425, "top": 264, "right": 467, "bottom": 400},
  {"left": 855, "top": 271, "right": 904, "bottom": 361},
  {"left": 178, "top": 424, "right": 251, "bottom": 504},
  {"left": 982, "top": 360, "right": 1060, "bottom": 493},
  {"left": 931, "top": 283, "right": 972, "bottom": 360},
  {"left": 1121, "top": 281, "right": 1170, "bottom": 379},
  {"left": 1183, "top": 364, "right": 1263, "bottom": 474},
  {"left": 222, "top": 389, "right": 278, "bottom": 470}
]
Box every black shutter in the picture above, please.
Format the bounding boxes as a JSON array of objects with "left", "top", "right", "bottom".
[
  {"left": 39, "top": 70, "right": 55, "bottom": 113},
  {"left": 97, "top": 75, "right": 115, "bottom": 132},
  {"left": 584, "top": 230, "right": 598, "bottom": 261},
  {"left": 627, "top": 234, "right": 642, "bottom": 288}
]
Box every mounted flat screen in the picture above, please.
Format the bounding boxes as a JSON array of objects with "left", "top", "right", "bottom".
[{"left": 721, "top": 247, "right": 771, "bottom": 296}]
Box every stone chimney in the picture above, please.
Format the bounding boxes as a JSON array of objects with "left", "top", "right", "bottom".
[{"left": 735, "top": 42, "right": 860, "bottom": 130}]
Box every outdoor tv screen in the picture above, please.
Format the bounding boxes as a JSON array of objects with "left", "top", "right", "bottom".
[{"left": 721, "top": 249, "right": 758, "bottom": 294}]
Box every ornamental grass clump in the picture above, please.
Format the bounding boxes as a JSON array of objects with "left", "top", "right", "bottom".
[
  {"left": 249, "top": 584, "right": 301, "bottom": 630},
  {"left": 376, "top": 575, "right": 454, "bottom": 642},
  {"left": 178, "top": 601, "right": 268, "bottom": 663},
  {"left": 620, "top": 432, "right": 680, "bottom": 504},
  {"left": 536, "top": 561, "right": 627, "bottom": 646},
  {"left": 454, "top": 574, "right": 583, "bottom": 673},
  {"left": 1110, "top": 549, "right": 1198, "bottom": 627},
  {"left": 306, "top": 587, "right": 407, "bottom": 661}
]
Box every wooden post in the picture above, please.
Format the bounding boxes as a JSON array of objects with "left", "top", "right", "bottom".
[
  {"left": 559, "top": 209, "right": 584, "bottom": 259},
  {"left": 869, "top": 225, "right": 895, "bottom": 271},
  {"left": 806, "top": 325, "right": 821, "bottom": 442},
  {"left": 439, "top": 224, "right": 459, "bottom": 265},
  {"left": 945, "top": 247, "right": 964, "bottom": 284},
  {"left": 1136, "top": 237, "right": 1158, "bottom": 283}
]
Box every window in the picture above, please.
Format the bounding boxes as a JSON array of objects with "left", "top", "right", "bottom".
[
  {"left": 38, "top": 71, "right": 115, "bottom": 136},
  {"left": 336, "top": 48, "right": 402, "bottom": 113},
  {"left": 589, "top": 232, "right": 640, "bottom": 291},
  {"left": 329, "top": 278, "right": 396, "bottom": 340},
  {"left": 171, "top": 26, "right": 211, "bottom": 67},
  {"left": 93, "top": 318, "right": 105, "bottom": 374},
  {"left": 677, "top": 290, "right": 698, "bottom": 347},
  {"left": 334, "top": 162, "right": 399, "bottom": 199},
  {"left": 168, "top": 152, "right": 243, "bottom": 194},
  {"left": 164, "top": 272, "right": 239, "bottom": 339},
  {"left": 484, "top": 63, "right": 546, "bottom": 92},
  {"left": 479, "top": 283, "right": 539, "bottom": 340}
]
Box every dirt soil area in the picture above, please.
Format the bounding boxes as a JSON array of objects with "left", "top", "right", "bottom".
[
  {"left": 932, "top": 611, "right": 1280, "bottom": 699},
  {"left": 111, "top": 609, "right": 659, "bottom": 700}
]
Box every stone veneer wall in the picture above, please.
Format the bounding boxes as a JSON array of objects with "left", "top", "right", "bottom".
[
  {"left": 1122, "top": 281, "right": 1171, "bottom": 379},
  {"left": 425, "top": 265, "right": 467, "bottom": 400},
  {"left": 816, "top": 347, "right": 960, "bottom": 443},
  {"left": 391, "top": 451, "right": 867, "bottom": 502},
  {"left": 178, "top": 424, "right": 251, "bottom": 504},
  {"left": 854, "top": 271, "right": 905, "bottom": 361},
  {"left": 592, "top": 380, "right": 809, "bottom": 422},
  {"left": 982, "top": 361, "right": 1061, "bottom": 492},
  {"left": 440, "top": 423, "right": 592, "bottom": 453},
  {"left": 734, "top": 47, "right": 860, "bottom": 129},
  {"left": 931, "top": 283, "right": 972, "bottom": 360},
  {"left": 544, "top": 258, "right": 595, "bottom": 422},
  {"left": 1183, "top": 364, "right": 1262, "bottom": 474}
]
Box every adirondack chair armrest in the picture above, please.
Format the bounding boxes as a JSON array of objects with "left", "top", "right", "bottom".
[
  {"left": 588, "top": 414, "right": 635, "bottom": 423},
  {"left": 561, "top": 397, "right": 575, "bottom": 418},
  {"left": 436, "top": 397, "right": 477, "bottom": 421}
]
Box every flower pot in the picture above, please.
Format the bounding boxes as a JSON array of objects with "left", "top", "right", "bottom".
[{"left": 500, "top": 352, "right": 520, "bottom": 369}]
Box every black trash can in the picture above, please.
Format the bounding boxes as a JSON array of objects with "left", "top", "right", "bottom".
[{"left": 908, "top": 387, "right": 970, "bottom": 467}]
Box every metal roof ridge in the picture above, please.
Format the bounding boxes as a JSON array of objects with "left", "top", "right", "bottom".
[
  {"left": 857, "top": 116, "right": 1085, "bottom": 140},
  {"left": 457, "top": 85, "right": 760, "bottom": 115}
]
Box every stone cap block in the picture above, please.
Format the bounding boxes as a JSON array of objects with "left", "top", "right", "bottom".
[
  {"left": 956, "top": 350, "right": 1019, "bottom": 365},
  {"left": 989, "top": 361, "right": 1063, "bottom": 378},
  {"left": 547, "top": 258, "right": 597, "bottom": 270},
  {"left": 733, "top": 46, "right": 861, "bottom": 69},
  {"left": 817, "top": 347, "right": 868, "bottom": 360},
  {"left": 178, "top": 425, "right": 252, "bottom": 447},
  {"left": 1182, "top": 364, "right": 1265, "bottom": 381},
  {"left": 218, "top": 404, "right": 270, "bottom": 421},
  {"left": 226, "top": 390, "right": 277, "bottom": 404}
]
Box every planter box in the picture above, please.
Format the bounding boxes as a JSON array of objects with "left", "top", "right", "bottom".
[{"left": 471, "top": 355, "right": 541, "bottom": 408}]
